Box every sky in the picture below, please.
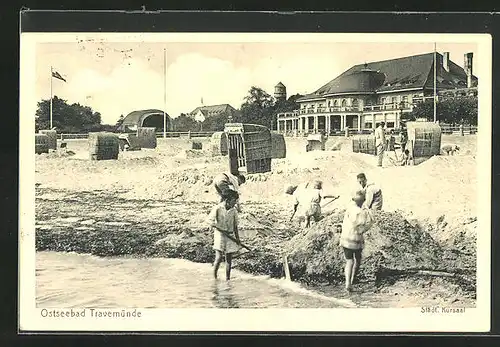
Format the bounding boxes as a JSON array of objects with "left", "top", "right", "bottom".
[{"left": 34, "top": 40, "right": 478, "bottom": 125}]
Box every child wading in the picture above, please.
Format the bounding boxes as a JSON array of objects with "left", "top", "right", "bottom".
[
  {"left": 340, "top": 190, "right": 374, "bottom": 292},
  {"left": 207, "top": 190, "right": 241, "bottom": 280}
]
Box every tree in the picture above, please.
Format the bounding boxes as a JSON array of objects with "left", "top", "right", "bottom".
[
  {"left": 35, "top": 96, "right": 102, "bottom": 133},
  {"left": 402, "top": 97, "right": 478, "bottom": 125},
  {"left": 171, "top": 113, "right": 199, "bottom": 132},
  {"left": 201, "top": 113, "right": 230, "bottom": 132},
  {"left": 238, "top": 86, "right": 276, "bottom": 128}
]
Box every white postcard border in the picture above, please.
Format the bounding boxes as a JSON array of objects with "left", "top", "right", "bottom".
[{"left": 19, "top": 32, "right": 492, "bottom": 332}]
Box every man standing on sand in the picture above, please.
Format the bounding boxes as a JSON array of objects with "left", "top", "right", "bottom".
[
  {"left": 213, "top": 172, "right": 246, "bottom": 212},
  {"left": 357, "top": 173, "right": 383, "bottom": 211},
  {"left": 399, "top": 124, "right": 408, "bottom": 153},
  {"left": 375, "top": 122, "right": 386, "bottom": 167}
]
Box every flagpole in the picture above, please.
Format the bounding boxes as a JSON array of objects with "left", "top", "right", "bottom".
[
  {"left": 50, "top": 66, "right": 53, "bottom": 129},
  {"left": 200, "top": 97, "right": 203, "bottom": 132},
  {"left": 163, "top": 48, "right": 167, "bottom": 139},
  {"left": 433, "top": 42, "right": 437, "bottom": 123}
]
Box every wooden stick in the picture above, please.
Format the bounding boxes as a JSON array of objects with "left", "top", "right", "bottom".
[
  {"left": 282, "top": 254, "right": 292, "bottom": 281},
  {"left": 321, "top": 196, "right": 340, "bottom": 208},
  {"left": 218, "top": 230, "right": 252, "bottom": 252}
]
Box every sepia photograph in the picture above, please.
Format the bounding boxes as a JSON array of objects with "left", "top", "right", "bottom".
[{"left": 19, "top": 32, "right": 491, "bottom": 332}]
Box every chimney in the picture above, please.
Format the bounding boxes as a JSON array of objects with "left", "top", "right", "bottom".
[
  {"left": 464, "top": 52, "right": 473, "bottom": 88},
  {"left": 443, "top": 52, "right": 450, "bottom": 72}
]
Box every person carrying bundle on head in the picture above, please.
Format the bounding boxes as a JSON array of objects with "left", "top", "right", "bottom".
[
  {"left": 399, "top": 125, "right": 408, "bottom": 153},
  {"left": 213, "top": 171, "right": 246, "bottom": 212},
  {"left": 375, "top": 122, "right": 386, "bottom": 167}
]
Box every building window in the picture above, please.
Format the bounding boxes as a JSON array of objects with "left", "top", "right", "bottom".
[
  {"left": 387, "top": 122, "right": 395, "bottom": 128},
  {"left": 391, "top": 97, "right": 397, "bottom": 104},
  {"left": 352, "top": 99, "right": 359, "bottom": 107},
  {"left": 403, "top": 96, "right": 408, "bottom": 102},
  {"left": 380, "top": 97, "right": 386, "bottom": 104},
  {"left": 364, "top": 123, "right": 372, "bottom": 129},
  {"left": 334, "top": 100, "right": 339, "bottom": 107},
  {"left": 341, "top": 99, "right": 347, "bottom": 107}
]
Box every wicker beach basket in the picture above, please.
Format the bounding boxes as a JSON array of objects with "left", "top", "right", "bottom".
[
  {"left": 406, "top": 122, "right": 442, "bottom": 158},
  {"left": 306, "top": 140, "right": 325, "bottom": 152},
  {"left": 271, "top": 132, "right": 286, "bottom": 158},
  {"left": 210, "top": 131, "right": 228, "bottom": 156},
  {"left": 88, "top": 132, "right": 119, "bottom": 160},
  {"left": 352, "top": 135, "right": 377, "bottom": 155},
  {"left": 35, "top": 134, "right": 49, "bottom": 154},
  {"left": 39, "top": 130, "right": 57, "bottom": 150},
  {"left": 191, "top": 141, "right": 203, "bottom": 150},
  {"left": 224, "top": 123, "right": 273, "bottom": 174},
  {"left": 136, "top": 127, "right": 157, "bottom": 149}
]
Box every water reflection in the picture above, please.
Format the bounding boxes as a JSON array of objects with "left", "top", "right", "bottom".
[
  {"left": 37, "top": 252, "right": 345, "bottom": 308},
  {"left": 211, "top": 280, "right": 240, "bottom": 308}
]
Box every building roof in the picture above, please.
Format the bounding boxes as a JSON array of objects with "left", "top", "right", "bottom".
[
  {"left": 275, "top": 82, "right": 286, "bottom": 88},
  {"left": 189, "top": 104, "right": 237, "bottom": 118},
  {"left": 298, "top": 52, "right": 478, "bottom": 101},
  {"left": 121, "top": 109, "right": 170, "bottom": 127}
]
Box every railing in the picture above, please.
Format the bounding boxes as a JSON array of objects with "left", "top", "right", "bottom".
[
  {"left": 295, "top": 104, "right": 415, "bottom": 114},
  {"left": 363, "top": 103, "right": 412, "bottom": 111},
  {"left": 279, "top": 129, "right": 373, "bottom": 137},
  {"left": 278, "top": 124, "right": 478, "bottom": 137},
  {"left": 59, "top": 133, "right": 90, "bottom": 140},
  {"left": 411, "top": 96, "right": 437, "bottom": 103},
  {"left": 440, "top": 125, "right": 477, "bottom": 135},
  {"left": 299, "top": 106, "right": 362, "bottom": 114},
  {"left": 58, "top": 131, "right": 216, "bottom": 140},
  {"left": 276, "top": 112, "right": 299, "bottom": 119},
  {"left": 155, "top": 131, "right": 215, "bottom": 138}
]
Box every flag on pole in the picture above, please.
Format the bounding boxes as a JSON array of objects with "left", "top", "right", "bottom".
[
  {"left": 201, "top": 97, "right": 204, "bottom": 105},
  {"left": 52, "top": 70, "right": 67, "bottom": 82}
]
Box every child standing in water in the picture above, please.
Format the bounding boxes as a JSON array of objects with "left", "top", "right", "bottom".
[
  {"left": 340, "top": 190, "right": 374, "bottom": 292},
  {"left": 207, "top": 190, "right": 241, "bottom": 280}
]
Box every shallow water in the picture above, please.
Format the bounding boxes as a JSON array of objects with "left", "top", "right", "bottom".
[{"left": 36, "top": 251, "right": 356, "bottom": 309}]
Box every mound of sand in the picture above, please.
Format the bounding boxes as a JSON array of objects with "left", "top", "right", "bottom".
[{"left": 284, "top": 209, "right": 475, "bottom": 285}]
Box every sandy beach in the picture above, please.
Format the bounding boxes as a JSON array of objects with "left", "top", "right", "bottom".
[{"left": 35, "top": 134, "right": 477, "bottom": 307}]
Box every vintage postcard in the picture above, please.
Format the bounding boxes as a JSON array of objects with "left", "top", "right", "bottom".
[{"left": 19, "top": 32, "right": 491, "bottom": 332}]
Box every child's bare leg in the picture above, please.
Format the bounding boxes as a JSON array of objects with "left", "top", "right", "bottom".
[
  {"left": 305, "top": 216, "right": 311, "bottom": 228},
  {"left": 345, "top": 259, "right": 354, "bottom": 291},
  {"left": 213, "top": 250, "right": 223, "bottom": 279},
  {"left": 225, "top": 253, "right": 233, "bottom": 280},
  {"left": 351, "top": 250, "right": 362, "bottom": 284}
]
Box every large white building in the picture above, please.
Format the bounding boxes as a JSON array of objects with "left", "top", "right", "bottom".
[{"left": 277, "top": 52, "right": 478, "bottom": 135}]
